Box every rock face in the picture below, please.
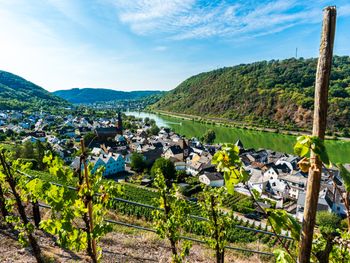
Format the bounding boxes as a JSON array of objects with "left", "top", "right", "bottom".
[{"left": 152, "top": 56, "right": 350, "bottom": 131}]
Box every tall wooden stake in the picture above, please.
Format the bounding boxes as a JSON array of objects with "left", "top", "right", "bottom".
[
  {"left": 81, "top": 140, "right": 98, "bottom": 263},
  {"left": 298, "top": 6, "right": 336, "bottom": 263}
]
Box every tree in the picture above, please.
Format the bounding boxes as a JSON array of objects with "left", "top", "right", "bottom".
[
  {"left": 151, "top": 158, "right": 176, "bottom": 184},
  {"left": 202, "top": 129, "right": 216, "bottom": 144},
  {"left": 22, "top": 141, "right": 35, "bottom": 159},
  {"left": 149, "top": 124, "right": 160, "bottom": 136},
  {"left": 314, "top": 211, "right": 342, "bottom": 263},
  {"left": 83, "top": 132, "right": 96, "bottom": 147},
  {"left": 342, "top": 128, "right": 350, "bottom": 138},
  {"left": 35, "top": 140, "right": 45, "bottom": 170},
  {"left": 144, "top": 117, "right": 150, "bottom": 125},
  {"left": 316, "top": 211, "right": 341, "bottom": 232},
  {"left": 130, "top": 152, "right": 146, "bottom": 173}
]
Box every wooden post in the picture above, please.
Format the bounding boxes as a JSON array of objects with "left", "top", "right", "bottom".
[
  {"left": 0, "top": 183, "right": 9, "bottom": 219},
  {"left": 32, "top": 201, "right": 41, "bottom": 228},
  {"left": 80, "top": 139, "right": 98, "bottom": 263},
  {"left": 298, "top": 6, "right": 336, "bottom": 263}
]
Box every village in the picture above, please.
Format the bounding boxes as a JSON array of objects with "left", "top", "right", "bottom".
[{"left": 0, "top": 109, "right": 348, "bottom": 224}]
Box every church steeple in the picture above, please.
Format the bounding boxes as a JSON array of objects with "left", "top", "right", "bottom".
[{"left": 117, "top": 112, "right": 123, "bottom": 135}]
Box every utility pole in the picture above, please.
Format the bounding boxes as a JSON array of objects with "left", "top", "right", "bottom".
[
  {"left": 295, "top": 47, "right": 298, "bottom": 58},
  {"left": 298, "top": 6, "right": 336, "bottom": 263}
]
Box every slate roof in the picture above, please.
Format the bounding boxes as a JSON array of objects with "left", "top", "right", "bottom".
[{"left": 201, "top": 172, "right": 223, "bottom": 181}]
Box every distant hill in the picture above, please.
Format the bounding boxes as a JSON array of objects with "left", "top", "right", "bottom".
[
  {"left": 152, "top": 56, "right": 350, "bottom": 131},
  {"left": 53, "top": 88, "right": 165, "bottom": 104},
  {"left": 0, "top": 70, "right": 69, "bottom": 110}
]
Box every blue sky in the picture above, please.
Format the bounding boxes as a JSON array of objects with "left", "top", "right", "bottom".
[{"left": 1, "top": 0, "right": 350, "bottom": 92}]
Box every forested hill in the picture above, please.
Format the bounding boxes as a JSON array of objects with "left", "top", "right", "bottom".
[
  {"left": 53, "top": 88, "right": 164, "bottom": 103},
  {"left": 0, "top": 70, "right": 69, "bottom": 110},
  {"left": 152, "top": 56, "right": 350, "bottom": 131}
]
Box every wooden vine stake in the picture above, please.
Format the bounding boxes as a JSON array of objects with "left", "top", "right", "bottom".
[
  {"left": 0, "top": 182, "right": 9, "bottom": 219},
  {"left": 298, "top": 6, "right": 336, "bottom": 263},
  {"left": 80, "top": 139, "right": 98, "bottom": 263}
]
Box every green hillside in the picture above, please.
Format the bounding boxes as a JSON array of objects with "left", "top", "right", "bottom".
[
  {"left": 0, "top": 70, "right": 69, "bottom": 110},
  {"left": 53, "top": 88, "right": 164, "bottom": 103},
  {"left": 152, "top": 56, "right": 350, "bottom": 131}
]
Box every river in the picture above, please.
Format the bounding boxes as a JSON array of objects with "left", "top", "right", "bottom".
[{"left": 125, "top": 111, "right": 350, "bottom": 164}]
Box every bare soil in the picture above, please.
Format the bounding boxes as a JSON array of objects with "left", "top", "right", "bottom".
[{"left": 0, "top": 224, "right": 271, "bottom": 263}]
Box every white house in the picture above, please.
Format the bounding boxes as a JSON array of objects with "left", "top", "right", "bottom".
[
  {"left": 199, "top": 172, "right": 224, "bottom": 187},
  {"left": 263, "top": 166, "right": 306, "bottom": 200},
  {"left": 248, "top": 167, "right": 269, "bottom": 193},
  {"left": 88, "top": 153, "right": 125, "bottom": 176},
  {"left": 22, "top": 136, "right": 46, "bottom": 143},
  {"left": 296, "top": 186, "right": 333, "bottom": 222}
]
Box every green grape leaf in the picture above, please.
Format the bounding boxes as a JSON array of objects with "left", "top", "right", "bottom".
[{"left": 274, "top": 248, "right": 295, "bottom": 263}]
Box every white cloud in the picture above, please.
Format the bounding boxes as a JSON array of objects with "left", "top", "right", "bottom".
[
  {"left": 0, "top": 1, "right": 158, "bottom": 91},
  {"left": 113, "top": 0, "right": 349, "bottom": 40}
]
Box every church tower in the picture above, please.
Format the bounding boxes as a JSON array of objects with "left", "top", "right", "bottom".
[{"left": 117, "top": 112, "right": 123, "bottom": 135}]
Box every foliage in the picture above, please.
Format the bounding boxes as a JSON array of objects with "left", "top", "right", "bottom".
[
  {"left": 267, "top": 209, "right": 300, "bottom": 241},
  {"left": 316, "top": 211, "right": 341, "bottom": 233},
  {"left": 26, "top": 168, "right": 292, "bottom": 253},
  {"left": 0, "top": 151, "right": 44, "bottom": 262},
  {"left": 0, "top": 70, "right": 69, "bottom": 110},
  {"left": 152, "top": 170, "right": 192, "bottom": 263},
  {"left": 53, "top": 88, "right": 164, "bottom": 104},
  {"left": 83, "top": 132, "right": 96, "bottom": 147},
  {"left": 12, "top": 141, "right": 53, "bottom": 170},
  {"left": 212, "top": 143, "right": 249, "bottom": 194},
  {"left": 150, "top": 158, "right": 176, "bottom": 184},
  {"left": 152, "top": 56, "right": 350, "bottom": 131},
  {"left": 202, "top": 129, "right": 216, "bottom": 144},
  {"left": 294, "top": 135, "right": 330, "bottom": 166},
  {"left": 222, "top": 192, "right": 254, "bottom": 213},
  {"left": 271, "top": 136, "right": 349, "bottom": 263},
  {"left": 130, "top": 152, "right": 146, "bottom": 173},
  {"left": 198, "top": 187, "right": 231, "bottom": 262},
  {"left": 25, "top": 154, "right": 122, "bottom": 262},
  {"left": 148, "top": 124, "right": 160, "bottom": 135}
]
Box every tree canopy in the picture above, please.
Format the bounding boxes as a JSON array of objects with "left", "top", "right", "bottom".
[
  {"left": 150, "top": 158, "right": 176, "bottom": 183},
  {"left": 202, "top": 129, "right": 216, "bottom": 144},
  {"left": 152, "top": 56, "right": 350, "bottom": 131},
  {"left": 130, "top": 152, "right": 146, "bottom": 173}
]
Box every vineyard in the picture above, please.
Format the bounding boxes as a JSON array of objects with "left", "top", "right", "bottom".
[
  {"left": 26, "top": 169, "right": 293, "bottom": 252},
  {"left": 223, "top": 191, "right": 255, "bottom": 214},
  {"left": 1, "top": 131, "right": 348, "bottom": 263}
]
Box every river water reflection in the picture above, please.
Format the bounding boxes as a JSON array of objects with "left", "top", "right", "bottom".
[{"left": 125, "top": 111, "right": 350, "bottom": 163}]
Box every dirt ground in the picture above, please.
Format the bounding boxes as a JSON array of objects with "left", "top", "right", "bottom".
[{"left": 0, "top": 224, "right": 272, "bottom": 263}]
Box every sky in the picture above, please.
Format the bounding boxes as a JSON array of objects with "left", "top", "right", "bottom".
[{"left": 1, "top": 0, "right": 350, "bottom": 92}]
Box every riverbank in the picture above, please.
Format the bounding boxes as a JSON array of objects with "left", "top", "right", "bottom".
[
  {"left": 125, "top": 110, "right": 350, "bottom": 163},
  {"left": 150, "top": 109, "right": 350, "bottom": 142}
]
